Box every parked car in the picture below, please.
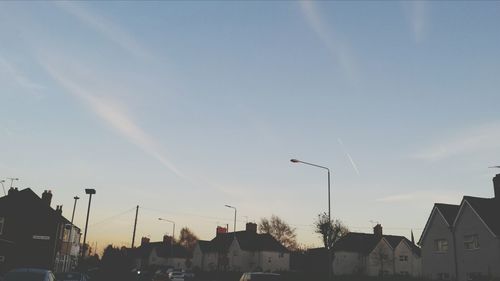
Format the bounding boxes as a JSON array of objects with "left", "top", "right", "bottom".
[
  {"left": 4, "top": 268, "right": 56, "bottom": 281},
  {"left": 168, "top": 272, "right": 185, "bottom": 281},
  {"left": 55, "top": 272, "right": 89, "bottom": 281},
  {"left": 181, "top": 270, "right": 194, "bottom": 280},
  {"left": 239, "top": 272, "right": 281, "bottom": 281}
]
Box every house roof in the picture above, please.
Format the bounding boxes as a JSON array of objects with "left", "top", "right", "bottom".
[
  {"left": 333, "top": 232, "right": 420, "bottom": 256},
  {"left": 0, "top": 188, "right": 77, "bottom": 229},
  {"left": 152, "top": 242, "right": 191, "bottom": 259},
  {"left": 435, "top": 203, "right": 460, "bottom": 226},
  {"left": 199, "top": 230, "right": 289, "bottom": 253},
  {"left": 460, "top": 196, "right": 500, "bottom": 236}
]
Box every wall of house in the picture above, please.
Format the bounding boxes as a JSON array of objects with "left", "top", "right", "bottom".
[
  {"left": 333, "top": 251, "right": 364, "bottom": 275},
  {"left": 228, "top": 239, "right": 252, "bottom": 272},
  {"left": 203, "top": 252, "right": 219, "bottom": 271},
  {"left": 258, "top": 251, "right": 290, "bottom": 272},
  {"left": 148, "top": 248, "right": 188, "bottom": 270},
  {"left": 394, "top": 241, "right": 421, "bottom": 277},
  {"left": 192, "top": 245, "right": 203, "bottom": 269},
  {"left": 367, "top": 240, "right": 394, "bottom": 277},
  {"left": 421, "top": 210, "right": 456, "bottom": 280},
  {"left": 454, "top": 203, "right": 500, "bottom": 281}
]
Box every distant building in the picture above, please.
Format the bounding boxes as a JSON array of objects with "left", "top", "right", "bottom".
[
  {"left": 0, "top": 188, "right": 81, "bottom": 273},
  {"left": 333, "top": 224, "right": 421, "bottom": 277},
  {"left": 128, "top": 236, "right": 192, "bottom": 271},
  {"left": 419, "top": 174, "right": 500, "bottom": 281},
  {"left": 192, "top": 223, "right": 290, "bottom": 272}
]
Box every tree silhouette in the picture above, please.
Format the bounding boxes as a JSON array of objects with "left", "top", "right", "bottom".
[
  {"left": 178, "top": 227, "right": 199, "bottom": 252},
  {"left": 259, "top": 215, "right": 298, "bottom": 251}
]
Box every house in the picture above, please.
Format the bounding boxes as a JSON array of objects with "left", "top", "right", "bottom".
[
  {"left": 333, "top": 224, "right": 421, "bottom": 277},
  {"left": 193, "top": 223, "right": 290, "bottom": 272},
  {"left": 419, "top": 174, "right": 500, "bottom": 281},
  {"left": 128, "top": 236, "right": 192, "bottom": 271},
  {"left": 0, "top": 188, "right": 81, "bottom": 273}
]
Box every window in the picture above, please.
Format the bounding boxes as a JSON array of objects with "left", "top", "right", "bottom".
[
  {"left": 399, "top": 255, "right": 408, "bottom": 261},
  {"left": 279, "top": 252, "right": 284, "bottom": 258},
  {"left": 0, "top": 217, "right": 4, "bottom": 235},
  {"left": 434, "top": 239, "right": 448, "bottom": 252},
  {"left": 0, "top": 256, "right": 5, "bottom": 263},
  {"left": 437, "top": 273, "right": 450, "bottom": 280},
  {"left": 464, "top": 235, "right": 480, "bottom": 250},
  {"left": 400, "top": 271, "right": 409, "bottom": 276}
]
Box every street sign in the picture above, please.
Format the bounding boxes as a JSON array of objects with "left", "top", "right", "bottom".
[{"left": 33, "top": 235, "right": 50, "bottom": 240}]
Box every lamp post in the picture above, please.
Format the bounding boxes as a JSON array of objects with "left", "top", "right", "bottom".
[
  {"left": 291, "top": 158, "right": 332, "bottom": 279},
  {"left": 66, "top": 196, "right": 79, "bottom": 271},
  {"left": 158, "top": 218, "right": 175, "bottom": 262},
  {"left": 224, "top": 205, "right": 237, "bottom": 237},
  {"left": 82, "top": 189, "right": 96, "bottom": 258}
]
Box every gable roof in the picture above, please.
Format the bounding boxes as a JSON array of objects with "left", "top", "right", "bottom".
[
  {"left": 199, "top": 231, "right": 289, "bottom": 253},
  {"left": 455, "top": 196, "right": 500, "bottom": 237},
  {"left": 0, "top": 188, "right": 76, "bottom": 228},
  {"left": 333, "top": 232, "right": 420, "bottom": 256},
  {"left": 418, "top": 203, "right": 459, "bottom": 245}
]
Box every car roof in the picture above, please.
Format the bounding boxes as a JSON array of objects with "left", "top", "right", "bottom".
[{"left": 9, "top": 268, "right": 50, "bottom": 274}]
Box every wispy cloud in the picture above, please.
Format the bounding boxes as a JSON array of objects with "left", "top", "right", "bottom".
[
  {"left": 406, "top": 1, "right": 428, "bottom": 43},
  {"left": 0, "top": 55, "right": 45, "bottom": 94},
  {"left": 337, "top": 138, "right": 360, "bottom": 175},
  {"left": 298, "top": 1, "right": 358, "bottom": 81},
  {"left": 54, "top": 2, "right": 150, "bottom": 59},
  {"left": 412, "top": 122, "right": 500, "bottom": 161},
  {"left": 39, "top": 59, "right": 187, "bottom": 181}
]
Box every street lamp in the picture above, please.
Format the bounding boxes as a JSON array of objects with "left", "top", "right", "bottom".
[
  {"left": 82, "top": 189, "right": 96, "bottom": 258},
  {"left": 224, "top": 205, "right": 237, "bottom": 236},
  {"left": 66, "top": 196, "right": 79, "bottom": 271},
  {"left": 291, "top": 158, "right": 332, "bottom": 279},
  {"left": 158, "top": 218, "right": 175, "bottom": 262}
]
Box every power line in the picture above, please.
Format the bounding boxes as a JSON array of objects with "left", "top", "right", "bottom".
[{"left": 89, "top": 207, "right": 136, "bottom": 227}]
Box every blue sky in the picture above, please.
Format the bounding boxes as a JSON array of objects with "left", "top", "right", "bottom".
[{"left": 1, "top": 1, "right": 500, "bottom": 250}]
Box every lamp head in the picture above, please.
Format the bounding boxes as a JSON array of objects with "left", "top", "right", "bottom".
[
  {"left": 85, "top": 189, "right": 96, "bottom": 195},
  {"left": 290, "top": 159, "right": 300, "bottom": 163}
]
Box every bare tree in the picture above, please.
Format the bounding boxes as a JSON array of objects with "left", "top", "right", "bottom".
[
  {"left": 314, "top": 212, "right": 349, "bottom": 250},
  {"left": 178, "top": 227, "right": 198, "bottom": 252},
  {"left": 258, "top": 215, "right": 298, "bottom": 251}
]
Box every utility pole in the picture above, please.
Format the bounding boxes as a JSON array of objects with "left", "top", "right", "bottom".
[
  {"left": 82, "top": 189, "right": 96, "bottom": 258},
  {"left": 131, "top": 205, "right": 139, "bottom": 248}
]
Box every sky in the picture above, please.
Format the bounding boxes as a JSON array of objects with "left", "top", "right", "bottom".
[{"left": 1, "top": 1, "right": 500, "bottom": 252}]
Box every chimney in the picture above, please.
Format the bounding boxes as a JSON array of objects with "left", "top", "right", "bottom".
[
  {"left": 55, "top": 205, "right": 63, "bottom": 216},
  {"left": 8, "top": 187, "right": 18, "bottom": 196},
  {"left": 141, "top": 237, "right": 150, "bottom": 246},
  {"left": 216, "top": 226, "right": 228, "bottom": 236},
  {"left": 374, "top": 224, "right": 383, "bottom": 239},
  {"left": 493, "top": 174, "right": 500, "bottom": 200},
  {"left": 246, "top": 222, "right": 257, "bottom": 233},
  {"left": 42, "top": 190, "right": 53, "bottom": 206}
]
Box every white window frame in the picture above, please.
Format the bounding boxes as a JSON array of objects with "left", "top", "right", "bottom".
[
  {"left": 464, "top": 234, "right": 480, "bottom": 250},
  {"left": 399, "top": 255, "right": 408, "bottom": 262},
  {"left": 434, "top": 239, "right": 448, "bottom": 253},
  {"left": 0, "top": 217, "right": 4, "bottom": 235}
]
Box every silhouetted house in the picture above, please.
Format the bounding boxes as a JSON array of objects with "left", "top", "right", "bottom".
[
  {"left": 333, "top": 224, "right": 421, "bottom": 277},
  {"left": 0, "top": 188, "right": 81, "bottom": 273},
  {"left": 193, "top": 223, "right": 290, "bottom": 272},
  {"left": 419, "top": 174, "right": 500, "bottom": 281},
  {"left": 305, "top": 248, "right": 329, "bottom": 274},
  {"left": 129, "top": 236, "right": 192, "bottom": 270}
]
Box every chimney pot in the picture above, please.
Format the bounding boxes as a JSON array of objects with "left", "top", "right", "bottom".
[
  {"left": 42, "top": 190, "right": 53, "bottom": 206},
  {"left": 141, "top": 237, "right": 150, "bottom": 246}
]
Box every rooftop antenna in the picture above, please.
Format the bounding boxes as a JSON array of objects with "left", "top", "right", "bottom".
[
  {"left": 488, "top": 166, "right": 500, "bottom": 169},
  {"left": 7, "top": 178, "right": 19, "bottom": 188}
]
